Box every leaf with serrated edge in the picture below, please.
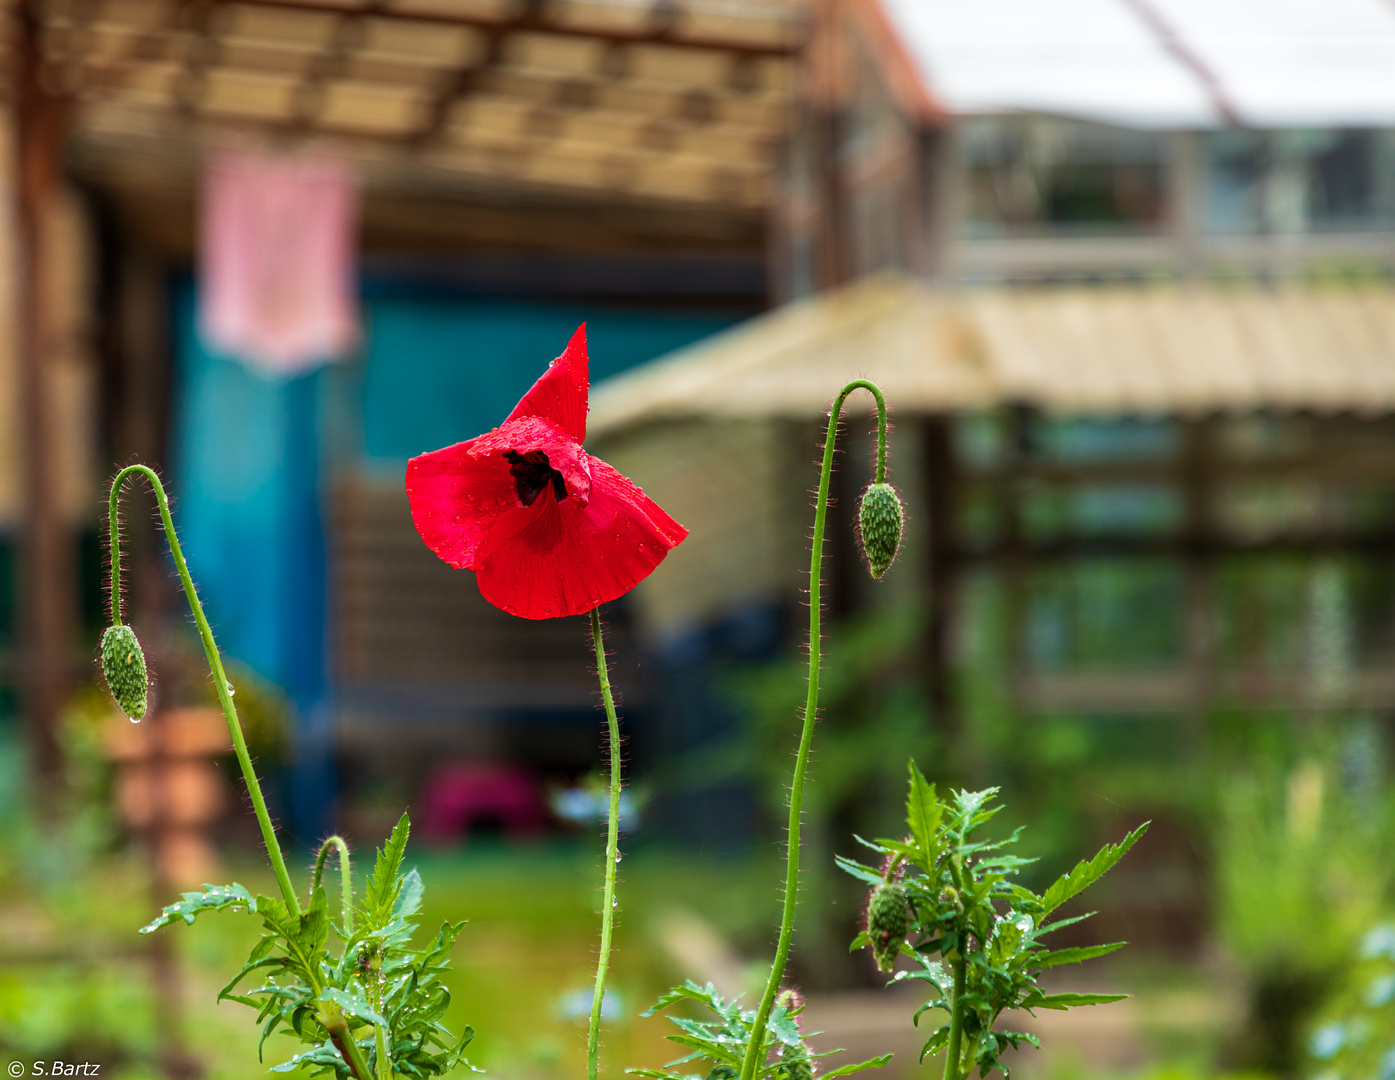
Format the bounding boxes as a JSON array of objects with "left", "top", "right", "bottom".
[
  {"left": 906, "top": 762, "right": 943, "bottom": 870},
  {"left": 140, "top": 882, "right": 256, "bottom": 934},
  {"left": 823, "top": 1054, "right": 894, "bottom": 1078},
  {"left": 1028, "top": 943, "right": 1126, "bottom": 970},
  {"left": 1041, "top": 824, "right": 1148, "bottom": 916}
]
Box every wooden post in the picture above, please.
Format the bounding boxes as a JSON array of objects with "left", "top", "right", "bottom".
[
  {"left": 808, "top": 0, "right": 848, "bottom": 290},
  {"left": 15, "top": 0, "right": 73, "bottom": 782},
  {"left": 923, "top": 414, "right": 957, "bottom": 738}
]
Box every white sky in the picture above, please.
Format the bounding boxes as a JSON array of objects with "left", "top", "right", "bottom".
[{"left": 881, "top": 0, "right": 1395, "bottom": 129}]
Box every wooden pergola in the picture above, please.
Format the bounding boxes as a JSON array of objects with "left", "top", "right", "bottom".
[{"left": 6, "top": 0, "right": 803, "bottom": 777}]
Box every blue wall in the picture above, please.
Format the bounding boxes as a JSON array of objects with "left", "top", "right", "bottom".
[{"left": 362, "top": 298, "right": 742, "bottom": 460}]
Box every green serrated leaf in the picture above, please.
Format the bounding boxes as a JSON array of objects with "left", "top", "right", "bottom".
[
  {"left": 1027, "top": 942, "right": 1126, "bottom": 970},
  {"left": 367, "top": 811, "right": 412, "bottom": 920},
  {"left": 835, "top": 855, "right": 887, "bottom": 887},
  {"left": 140, "top": 882, "right": 256, "bottom": 934},
  {"left": 1041, "top": 824, "right": 1148, "bottom": 916},
  {"left": 323, "top": 987, "right": 388, "bottom": 1029},
  {"left": 823, "top": 1054, "right": 894, "bottom": 1078},
  {"left": 394, "top": 868, "right": 424, "bottom": 920},
  {"left": 906, "top": 762, "right": 943, "bottom": 870},
  {"left": 1026, "top": 991, "right": 1128, "bottom": 1011}
]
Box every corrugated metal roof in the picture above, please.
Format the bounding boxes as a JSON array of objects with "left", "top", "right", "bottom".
[
  {"left": 880, "top": 0, "right": 1395, "bottom": 129},
  {"left": 587, "top": 275, "right": 1395, "bottom": 432}
]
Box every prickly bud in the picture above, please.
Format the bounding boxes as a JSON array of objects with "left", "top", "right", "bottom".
[
  {"left": 778, "top": 1044, "right": 813, "bottom": 1080},
  {"left": 776, "top": 987, "right": 805, "bottom": 1014},
  {"left": 939, "top": 885, "right": 963, "bottom": 914},
  {"left": 867, "top": 882, "right": 910, "bottom": 972},
  {"left": 100, "top": 624, "right": 148, "bottom": 721},
  {"left": 858, "top": 483, "right": 904, "bottom": 580}
]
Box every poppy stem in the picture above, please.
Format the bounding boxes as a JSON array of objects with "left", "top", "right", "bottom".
[
  {"left": 311, "top": 835, "right": 355, "bottom": 934},
  {"left": 587, "top": 606, "right": 623, "bottom": 1080},
  {"left": 738, "top": 380, "right": 887, "bottom": 1080},
  {"left": 108, "top": 465, "right": 303, "bottom": 920}
]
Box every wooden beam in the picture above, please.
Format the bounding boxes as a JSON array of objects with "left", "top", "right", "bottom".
[
  {"left": 15, "top": 0, "right": 75, "bottom": 782},
  {"left": 229, "top": 0, "right": 802, "bottom": 58}
]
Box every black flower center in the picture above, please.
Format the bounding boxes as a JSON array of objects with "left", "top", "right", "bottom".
[{"left": 504, "top": 450, "right": 567, "bottom": 506}]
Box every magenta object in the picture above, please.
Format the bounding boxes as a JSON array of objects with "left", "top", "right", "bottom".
[{"left": 420, "top": 762, "right": 550, "bottom": 844}]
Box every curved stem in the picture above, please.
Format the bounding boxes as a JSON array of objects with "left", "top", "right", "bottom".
[
  {"left": 108, "top": 465, "right": 301, "bottom": 918},
  {"left": 942, "top": 951, "right": 967, "bottom": 1080},
  {"left": 312, "top": 836, "right": 355, "bottom": 933},
  {"left": 738, "top": 380, "right": 887, "bottom": 1080},
  {"left": 587, "top": 607, "right": 624, "bottom": 1080}
]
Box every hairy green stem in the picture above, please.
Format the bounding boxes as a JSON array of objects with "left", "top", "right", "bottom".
[
  {"left": 942, "top": 951, "right": 967, "bottom": 1080},
  {"left": 738, "top": 380, "right": 888, "bottom": 1080},
  {"left": 312, "top": 836, "right": 355, "bottom": 933},
  {"left": 587, "top": 607, "right": 623, "bottom": 1080},
  {"left": 108, "top": 465, "right": 301, "bottom": 918},
  {"left": 324, "top": 1015, "right": 374, "bottom": 1080}
]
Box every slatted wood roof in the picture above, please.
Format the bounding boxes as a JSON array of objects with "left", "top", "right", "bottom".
[
  {"left": 20, "top": 0, "right": 802, "bottom": 216},
  {"left": 589, "top": 274, "right": 1395, "bottom": 430}
]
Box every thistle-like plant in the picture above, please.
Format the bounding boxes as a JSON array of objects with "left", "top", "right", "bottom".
[
  {"left": 103, "top": 465, "right": 474, "bottom": 1080},
  {"left": 839, "top": 763, "right": 1147, "bottom": 1080},
  {"left": 629, "top": 982, "right": 890, "bottom": 1080}
]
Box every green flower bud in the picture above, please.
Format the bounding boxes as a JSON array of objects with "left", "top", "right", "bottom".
[
  {"left": 857, "top": 483, "right": 904, "bottom": 580},
  {"left": 867, "top": 881, "right": 910, "bottom": 972},
  {"left": 100, "top": 624, "right": 148, "bottom": 721},
  {"left": 778, "top": 1043, "right": 813, "bottom": 1080},
  {"left": 707, "top": 1068, "right": 738, "bottom": 1080},
  {"left": 939, "top": 885, "right": 963, "bottom": 914}
]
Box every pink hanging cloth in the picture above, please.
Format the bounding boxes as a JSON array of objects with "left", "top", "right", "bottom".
[{"left": 199, "top": 149, "right": 359, "bottom": 376}]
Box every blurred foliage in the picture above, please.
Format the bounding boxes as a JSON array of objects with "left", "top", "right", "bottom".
[
  {"left": 1215, "top": 730, "right": 1395, "bottom": 1078},
  {"left": 1308, "top": 923, "right": 1395, "bottom": 1080}
]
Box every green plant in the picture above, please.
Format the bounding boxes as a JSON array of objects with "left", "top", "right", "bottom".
[
  {"left": 839, "top": 763, "right": 1146, "bottom": 1080},
  {"left": 103, "top": 465, "right": 473, "bottom": 1080},
  {"left": 638, "top": 381, "right": 902, "bottom": 1080},
  {"left": 1309, "top": 922, "right": 1395, "bottom": 1080},
  {"left": 630, "top": 982, "right": 889, "bottom": 1080}
]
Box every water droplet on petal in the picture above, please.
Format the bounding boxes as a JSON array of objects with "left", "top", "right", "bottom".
[
  {"left": 466, "top": 493, "right": 476, "bottom": 502},
  {"left": 454, "top": 515, "right": 461, "bottom": 523},
  {"left": 614, "top": 534, "right": 621, "bottom": 540},
  {"left": 426, "top": 511, "right": 434, "bottom": 519},
  {"left": 638, "top": 542, "right": 646, "bottom": 550}
]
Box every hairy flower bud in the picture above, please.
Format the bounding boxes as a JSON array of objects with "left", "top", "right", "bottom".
[
  {"left": 776, "top": 987, "right": 805, "bottom": 1014},
  {"left": 939, "top": 885, "right": 963, "bottom": 914},
  {"left": 101, "top": 624, "right": 148, "bottom": 721},
  {"left": 778, "top": 1043, "right": 813, "bottom": 1080},
  {"left": 867, "top": 882, "right": 910, "bottom": 972},
  {"left": 857, "top": 483, "right": 904, "bottom": 580}
]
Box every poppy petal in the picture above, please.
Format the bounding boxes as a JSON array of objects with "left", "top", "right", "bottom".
[
  {"left": 504, "top": 324, "right": 589, "bottom": 442},
  {"left": 467, "top": 415, "right": 592, "bottom": 506},
  {"left": 474, "top": 459, "right": 688, "bottom": 619},
  {"left": 405, "top": 439, "right": 516, "bottom": 570}
]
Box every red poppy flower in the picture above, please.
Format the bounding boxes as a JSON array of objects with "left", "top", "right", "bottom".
[{"left": 406, "top": 325, "right": 688, "bottom": 620}]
